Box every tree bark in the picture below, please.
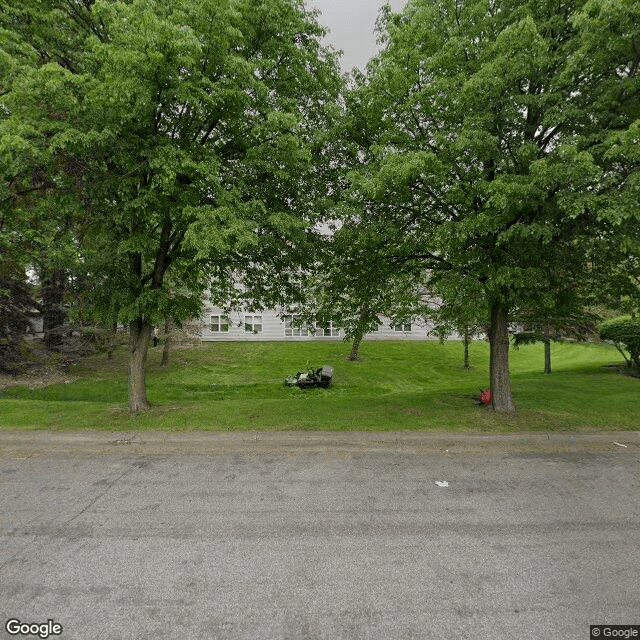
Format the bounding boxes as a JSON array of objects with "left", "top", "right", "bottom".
[
  {"left": 488, "top": 300, "right": 515, "bottom": 413},
  {"left": 128, "top": 318, "right": 153, "bottom": 413},
  {"left": 42, "top": 268, "right": 66, "bottom": 351},
  {"left": 348, "top": 333, "right": 363, "bottom": 361},
  {"left": 543, "top": 326, "right": 551, "bottom": 374},
  {"left": 463, "top": 325, "right": 470, "bottom": 369},
  {"left": 160, "top": 319, "right": 172, "bottom": 367}
]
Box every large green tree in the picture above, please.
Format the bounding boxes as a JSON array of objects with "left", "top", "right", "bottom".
[
  {"left": 344, "top": 0, "right": 639, "bottom": 412},
  {"left": 3, "top": 0, "right": 342, "bottom": 411}
]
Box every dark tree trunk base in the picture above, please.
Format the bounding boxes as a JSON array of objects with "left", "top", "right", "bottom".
[
  {"left": 160, "top": 320, "right": 172, "bottom": 367},
  {"left": 543, "top": 333, "right": 551, "bottom": 374},
  {"left": 463, "top": 326, "right": 470, "bottom": 369},
  {"left": 348, "top": 335, "right": 363, "bottom": 361},
  {"left": 129, "top": 319, "right": 153, "bottom": 413}
]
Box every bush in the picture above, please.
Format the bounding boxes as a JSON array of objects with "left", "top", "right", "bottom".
[{"left": 598, "top": 316, "right": 640, "bottom": 369}]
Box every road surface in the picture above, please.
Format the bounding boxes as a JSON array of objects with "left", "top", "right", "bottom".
[{"left": 1, "top": 430, "right": 639, "bottom": 640}]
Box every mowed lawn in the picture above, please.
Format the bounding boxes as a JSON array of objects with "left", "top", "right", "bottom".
[{"left": 0, "top": 340, "right": 637, "bottom": 432}]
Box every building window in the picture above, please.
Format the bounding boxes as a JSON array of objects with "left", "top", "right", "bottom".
[
  {"left": 393, "top": 319, "right": 412, "bottom": 332},
  {"left": 244, "top": 315, "right": 262, "bottom": 333},
  {"left": 210, "top": 315, "right": 229, "bottom": 332},
  {"left": 284, "top": 315, "right": 309, "bottom": 337},
  {"left": 316, "top": 320, "right": 340, "bottom": 337}
]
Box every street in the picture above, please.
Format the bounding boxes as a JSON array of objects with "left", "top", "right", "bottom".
[{"left": 1, "top": 431, "right": 639, "bottom": 640}]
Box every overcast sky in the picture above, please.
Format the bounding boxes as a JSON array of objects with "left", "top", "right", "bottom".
[{"left": 306, "top": 0, "right": 408, "bottom": 72}]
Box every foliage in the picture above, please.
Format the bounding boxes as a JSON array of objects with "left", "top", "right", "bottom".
[
  {"left": 426, "top": 270, "right": 489, "bottom": 331},
  {"left": 2, "top": 0, "right": 343, "bottom": 410},
  {"left": 338, "top": 0, "right": 640, "bottom": 411},
  {"left": 595, "top": 212, "right": 640, "bottom": 317},
  {"left": 293, "top": 220, "right": 428, "bottom": 360},
  {"left": 599, "top": 316, "right": 640, "bottom": 369}
]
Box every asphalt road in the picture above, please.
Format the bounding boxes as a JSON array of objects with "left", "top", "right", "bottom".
[{"left": 1, "top": 431, "right": 639, "bottom": 640}]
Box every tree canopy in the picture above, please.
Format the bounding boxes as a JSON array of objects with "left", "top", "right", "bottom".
[
  {"left": 337, "top": 0, "right": 640, "bottom": 411},
  {"left": 2, "top": 0, "right": 638, "bottom": 416},
  {"left": 2, "top": 0, "right": 343, "bottom": 410}
]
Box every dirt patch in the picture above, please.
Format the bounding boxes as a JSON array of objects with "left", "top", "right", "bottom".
[
  {"left": 0, "top": 430, "right": 638, "bottom": 460},
  {"left": 0, "top": 370, "right": 77, "bottom": 391}
]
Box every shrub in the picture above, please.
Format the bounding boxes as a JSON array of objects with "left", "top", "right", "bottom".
[{"left": 598, "top": 316, "right": 640, "bottom": 369}]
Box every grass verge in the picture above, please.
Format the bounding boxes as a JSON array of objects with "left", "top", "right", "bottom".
[{"left": 0, "top": 340, "right": 637, "bottom": 432}]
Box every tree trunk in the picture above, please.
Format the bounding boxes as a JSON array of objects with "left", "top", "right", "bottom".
[
  {"left": 463, "top": 325, "right": 470, "bottom": 369},
  {"left": 160, "top": 319, "right": 172, "bottom": 367},
  {"left": 488, "top": 300, "right": 515, "bottom": 413},
  {"left": 128, "top": 318, "right": 153, "bottom": 413},
  {"left": 543, "top": 326, "right": 551, "bottom": 374},
  {"left": 42, "top": 268, "right": 66, "bottom": 351},
  {"left": 106, "top": 322, "right": 118, "bottom": 359},
  {"left": 348, "top": 333, "right": 363, "bottom": 361}
]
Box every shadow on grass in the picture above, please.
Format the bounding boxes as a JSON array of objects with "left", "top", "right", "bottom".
[{"left": 0, "top": 380, "right": 127, "bottom": 403}]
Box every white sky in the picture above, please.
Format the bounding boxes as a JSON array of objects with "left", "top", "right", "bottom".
[{"left": 307, "top": 0, "right": 408, "bottom": 72}]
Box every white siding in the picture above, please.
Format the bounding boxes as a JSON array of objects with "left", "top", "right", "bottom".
[{"left": 200, "top": 306, "right": 444, "bottom": 341}]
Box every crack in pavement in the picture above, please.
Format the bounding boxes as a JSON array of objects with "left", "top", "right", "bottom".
[
  {"left": 61, "top": 464, "right": 135, "bottom": 528},
  {"left": 0, "top": 461, "right": 140, "bottom": 572}
]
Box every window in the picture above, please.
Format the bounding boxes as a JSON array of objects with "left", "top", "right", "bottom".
[
  {"left": 244, "top": 315, "right": 262, "bottom": 333},
  {"left": 210, "top": 315, "right": 229, "bottom": 332},
  {"left": 284, "top": 315, "right": 309, "bottom": 337},
  {"left": 316, "top": 320, "right": 340, "bottom": 337},
  {"left": 393, "top": 319, "right": 412, "bottom": 332}
]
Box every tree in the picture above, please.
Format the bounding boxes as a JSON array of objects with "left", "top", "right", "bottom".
[
  {"left": 427, "top": 271, "right": 489, "bottom": 370},
  {"left": 0, "top": 265, "right": 37, "bottom": 373},
  {"left": 292, "top": 67, "right": 427, "bottom": 363},
  {"left": 294, "top": 218, "right": 426, "bottom": 362},
  {"left": 599, "top": 316, "right": 640, "bottom": 370},
  {"left": 512, "top": 302, "right": 600, "bottom": 374},
  {"left": 4, "top": 0, "right": 342, "bottom": 411},
  {"left": 343, "top": 0, "right": 640, "bottom": 412},
  {"left": 573, "top": 1, "right": 640, "bottom": 320},
  {"left": 1, "top": 1, "right": 103, "bottom": 365}
]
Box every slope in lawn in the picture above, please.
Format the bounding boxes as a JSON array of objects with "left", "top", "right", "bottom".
[{"left": 0, "top": 340, "right": 636, "bottom": 432}]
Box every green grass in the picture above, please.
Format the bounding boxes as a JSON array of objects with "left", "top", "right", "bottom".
[{"left": 0, "top": 340, "right": 637, "bottom": 432}]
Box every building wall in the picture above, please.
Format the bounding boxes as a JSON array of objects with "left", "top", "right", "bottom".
[{"left": 200, "top": 306, "right": 442, "bottom": 341}]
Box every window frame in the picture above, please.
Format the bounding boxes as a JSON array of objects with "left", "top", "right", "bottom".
[
  {"left": 393, "top": 319, "right": 412, "bottom": 332},
  {"left": 284, "top": 315, "right": 309, "bottom": 337},
  {"left": 315, "top": 320, "right": 340, "bottom": 337},
  {"left": 210, "top": 314, "right": 229, "bottom": 333},
  {"left": 244, "top": 315, "right": 263, "bottom": 334}
]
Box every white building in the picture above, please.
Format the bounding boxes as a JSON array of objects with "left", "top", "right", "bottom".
[{"left": 200, "top": 306, "right": 438, "bottom": 341}]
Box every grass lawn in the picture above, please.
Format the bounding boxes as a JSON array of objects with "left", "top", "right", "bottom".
[{"left": 0, "top": 339, "right": 637, "bottom": 432}]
